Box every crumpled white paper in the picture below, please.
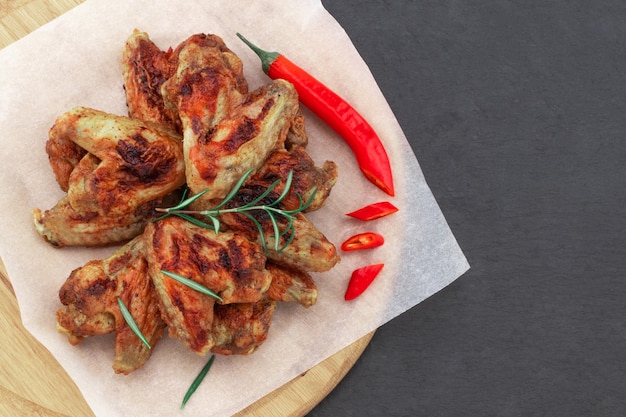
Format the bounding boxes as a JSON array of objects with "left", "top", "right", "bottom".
[{"left": 0, "top": 0, "right": 469, "bottom": 416}]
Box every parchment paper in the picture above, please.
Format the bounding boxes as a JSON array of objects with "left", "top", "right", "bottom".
[{"left": 0, "top": 1, "right": 469, "bottom": 416}]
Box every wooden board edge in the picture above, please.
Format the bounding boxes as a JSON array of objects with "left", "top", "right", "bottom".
[{"left": 235, "top": 331, "right": 375, "bottom": 417}]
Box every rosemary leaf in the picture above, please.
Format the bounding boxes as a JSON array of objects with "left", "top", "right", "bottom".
[
  {"left": 116, "top": 297, "right": 151, "bottom": 349},
  {"left": 181, "top": 355, "right": 216, "bottom": 409},
  {"left": 272, "top": 170, "right": 294, "bottom": 207},
  {"left": 266, "top": 207, "right": 282, "bottom": 252},
  {"left": 208, "top": 215, "right": 221, "bottom": 233},
  {"left": 170, "top": 188, "right": 209, "bottom": 211},
  {"left": 161, "top": 270, "right": 223, "bottom": 302},
  {"left": 285, "top": 187, "right": 317, "bottom": 215},
  {"left": 279, "top": 223, "right": 296, "bottom": 252},
  {"left": 240, "top": 211, "right": 269, "bottom": 251},
  {"left": 174, "top": 212, "right": 218, "bottom": 231},
  {"left": 212, "top": 168, "right": 254, "bottom": 210}
]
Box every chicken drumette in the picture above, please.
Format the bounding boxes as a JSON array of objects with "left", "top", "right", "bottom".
[
  {"left": 143, "top": 216, "right": 272, "bottom": 354},
  {"left": 57, "top": 236, "right": 166, "bottom": 374}
]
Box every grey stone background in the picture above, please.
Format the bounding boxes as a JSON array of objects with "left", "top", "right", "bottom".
[{"left": 311, "top": 1, "right": 626, "bottom": 416}]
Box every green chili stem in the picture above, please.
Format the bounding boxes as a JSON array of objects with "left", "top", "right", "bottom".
[{"left": 236, "top": 33, "right": 279, "bottom": 74}]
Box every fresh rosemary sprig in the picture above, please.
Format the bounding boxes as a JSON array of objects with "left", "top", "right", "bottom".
[
  {"left": 161, "top": 270, "right": 223, "bottom": 302},
  {"left": 117, "top": 297, "right": 151, "bottom": 349},
  {"left": 156, "top": 168, "right": 317, "bottom": 252},
  {"left": 181, "top": 355, "right": 216, "bottom": 409}
]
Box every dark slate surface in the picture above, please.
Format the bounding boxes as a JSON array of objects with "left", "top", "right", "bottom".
[{"left": 310, "top": 1, "right": 626, "bottom": 416}]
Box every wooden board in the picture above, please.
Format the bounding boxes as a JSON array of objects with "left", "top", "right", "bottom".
[{"left": 0, "top": 2, "right": 373, "bottom": 416}]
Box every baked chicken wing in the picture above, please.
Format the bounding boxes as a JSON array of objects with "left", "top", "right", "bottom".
[
  {"left": 213, "top": 185, "right": 339, "bottom": 272},
  {"left": 143, "top": 216, "right": 272, "bottom": 354},
  {"left": 122, "top": 29, "right": 181, "bottom": 132},
  {"left": 55, "top": 107, "right": 185, "bottom": 216},
  {"left": 34, "top": 106, "right": 185, "bottom": 247},
  {"left": 33, "top": 196, "right": 157, "bottom": 247},
  {"left": 57, "top": 236, "right": 165, "bottom": 374},
  {"left": 160, "top": 33, "right": 248, "bottom": 137},
  {"left": 182, "top": 79, "right": 300, "bottom": 203}
]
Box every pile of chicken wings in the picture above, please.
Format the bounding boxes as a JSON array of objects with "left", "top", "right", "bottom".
[{"left": 33, "top": 30, "right": 339, "bottom": 374}]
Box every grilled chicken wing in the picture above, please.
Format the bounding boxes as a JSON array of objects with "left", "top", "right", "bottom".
[
  {"left": 262, "top": 212, "right": 339, "bottom": 272},
  {"left": 57, "top": 236, "right": 165, "bottom": 374},
  {"left": 122, "top": 29, "right": 181, "bottom": 132},
  {"left": 35, "top": 106, "right": 185, "bottom": 247},
  {"left": 143, "top": 216, "right": 272, "bottom": 354},
  {"left": 51, "top": 107, "right": 185, "bottom": 217},
  {"left": 265, "top": 261, "right": 317, "bottom": 307},
  {"left": 160, "top": 33, "right": 247, "bottom": 135},
  {"left": 33, "top": 196, "right": 158, "bottom": 247},
  {"left": 212, "top": 185, "right": 339, "bottom": 272},
  {"left": 211, "top": 300, "right": 276, "bottom": 355},
  {"left": 182, "top": 79, "right": 299, "bottom": 204},
  {"left": 162, "top": 32, "right": 300, "bottom": 205}
]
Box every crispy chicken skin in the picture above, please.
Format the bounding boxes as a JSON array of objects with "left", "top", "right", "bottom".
[
  {"left": 183, "top": 79, "right": 300, "bottom": 203},
  {"left": 248, "top": 146, "right": 338, "bottom": 212},
  {"left": 122, "top": 30, "right": 181, "bottom": 133},
  {"left": 265, "top": 262, "right": 317, "bottom": 307},
  {"left": 57, "top": 236, "right": 165, "bottom": 374},
  {"left": 143, "top": 217, "right": 272, "bottom": 354},
  {"left": 51, "top": 107, "right": 185, "bottom": 217},
  {"left": 211, "top": 300, "right": 277, "bottom": 355},
  {"left": 160, "top": 33, "right": 248, "bottom": 136}
]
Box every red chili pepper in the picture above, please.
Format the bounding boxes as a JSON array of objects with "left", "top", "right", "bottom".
[
  {"left": 341, "top": 232, "right": 384, "bottom": 251},
  {"left": 237, "top": 33, "right": 395, "bottom": 196},
  {"left": 344, "top": 263, "right": 384, "bottom": 301},
  {"left": 346, "top": 201, "right": 398, "bottom": 221}
]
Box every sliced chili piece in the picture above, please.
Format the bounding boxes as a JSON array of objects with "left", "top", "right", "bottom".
[
  {"left": 346, "top": 201, "right": 399, "bottom": 221},
  {"left": 344, "top": 263, "right": 384, "bottom": 301},
  {"left": 341, "top": 232, "right": 384, "bottom": 252},
  {"left": 237, "top": 33, "right": 394, "bottom": 196}
]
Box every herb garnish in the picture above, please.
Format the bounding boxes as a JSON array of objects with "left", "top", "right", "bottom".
[
  {"left": 117, "top": 297, "right": 151, "bottom": 349},
  {"left": 155, "top": 168, "right": 317, "bottom": 252},
  {"left": 181, "top": 355, "right": 216, "bottom": 409},
  {"left": 160, "top": 270, "right": 223, "bottom": 302}
]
